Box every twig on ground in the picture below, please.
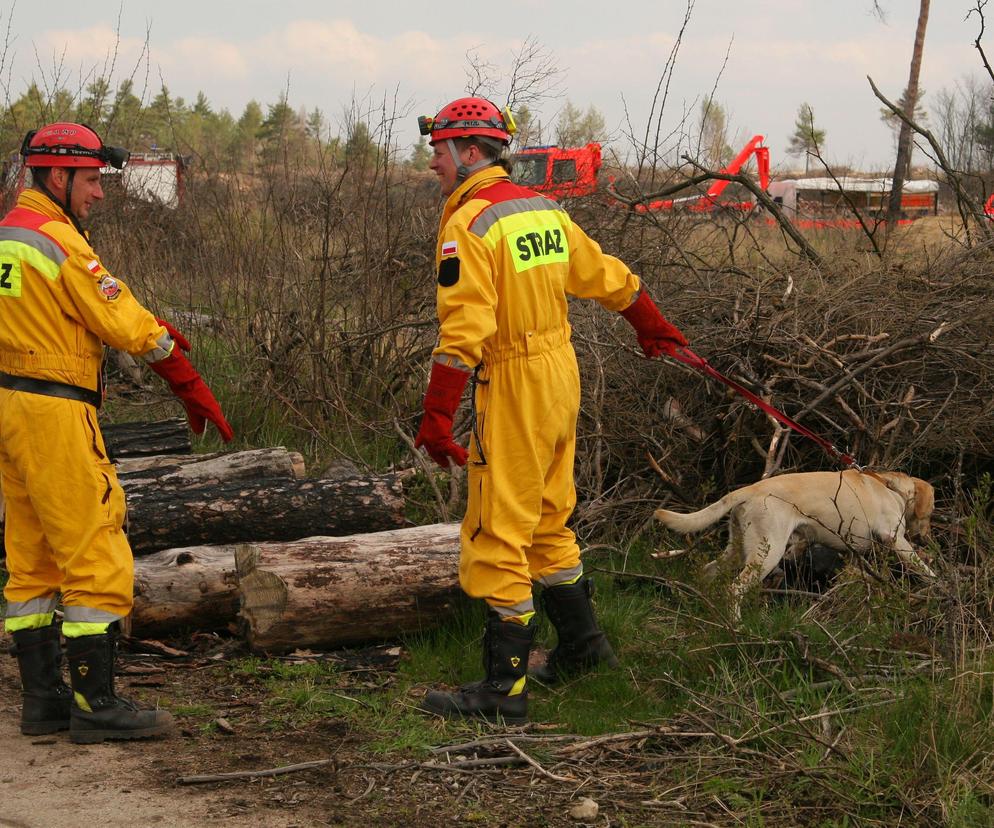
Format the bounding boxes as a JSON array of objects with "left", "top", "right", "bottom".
[
  {"left": 504, "top": 738, "right": 576, "bottom": 782},
  {"left": 177, "top": 758, "right": 336, "bottom": 785}
]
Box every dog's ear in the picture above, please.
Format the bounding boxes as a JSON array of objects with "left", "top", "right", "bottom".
[
  {"left": 913, "top": 478, "right": 935, "bottom": 521},
  {"left": 879, "top": 472, "right": 913, "bottom": 500}
]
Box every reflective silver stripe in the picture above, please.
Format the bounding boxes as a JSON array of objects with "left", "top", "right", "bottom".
[
  {"left": 433, "top": 354, "right": 472, "bottom": 371},
  {"left": 143, "top": 332, "right": 174, "bottom": 364},
  {"left": 491, "top": 599, "right": 535, "bottom": 618},
  {"left": 0, "top": 227, "right": 68, "bottom": 266},
  {"left": 470, "top": 196, "right": 566, "bottom": 238},
  {"left": 537, "top": 564, "right": 583, "bottom": 588},
  {"left": 62, "top": 606, "right": 123, "bottom": 625},
  {"left": 5, "top": 594, "right": 60, "bottom": 619}
]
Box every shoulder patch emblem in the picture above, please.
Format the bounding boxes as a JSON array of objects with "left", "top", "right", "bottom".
[
  {"left": 99, "top": 275, "right": 121, "bottom": 301},
  {"left": 438, "top": 257, "right": 460, "bottom": 287},
  {"left": 441, "top": 240, "right": 458, "bottom": 257}
]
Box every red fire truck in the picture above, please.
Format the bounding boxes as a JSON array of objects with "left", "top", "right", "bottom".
[{"left": 511, "top": 135, "right": 770, "bottom": 213}]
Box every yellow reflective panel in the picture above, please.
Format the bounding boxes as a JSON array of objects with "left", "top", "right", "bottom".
[
  {"left": 0, "top": 257, "right": 21, "bottom": 297},
  {"left": 506, "top": 225, "right": 569, "bottom": 273}
]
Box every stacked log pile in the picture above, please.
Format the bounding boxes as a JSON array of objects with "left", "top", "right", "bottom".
[{"left": 2, "top": 419, "right": 461, "bottom": 653}]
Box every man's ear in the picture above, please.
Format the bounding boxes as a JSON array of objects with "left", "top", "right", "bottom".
[{"left": 46, "top": 167, "right": 67, "bottom": 193}]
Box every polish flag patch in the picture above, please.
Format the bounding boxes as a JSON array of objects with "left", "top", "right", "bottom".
[
  {"left": 86, "top": 259, "right": 101, "bottom": 274},
  {"left": 441, "top": 240, "right": 457, "bottom": 257}
]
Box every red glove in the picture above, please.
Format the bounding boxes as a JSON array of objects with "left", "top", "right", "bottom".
[
  {"left": 414, "top": 362, "right": 469, "bottom": 468},
  {"left": 156, "top": 317, "right": 191, "bottom": 352},
  {"left": 620, "top": 290, "right": 688, "bottom": 358},
  {"left": 150, "top": 347, "right": 234, "bottom": 442}
]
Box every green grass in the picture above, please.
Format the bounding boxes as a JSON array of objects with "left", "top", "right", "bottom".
[{"left": 352, "top": 541, "right": 994, "bottom": 821}]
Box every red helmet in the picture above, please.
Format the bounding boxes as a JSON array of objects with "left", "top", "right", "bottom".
[
  {"left": 21, "top": 122, "right": 129, "bottom": 169},
  {"left": 418, "top": 97, "right": 515, "bottom": 146}
]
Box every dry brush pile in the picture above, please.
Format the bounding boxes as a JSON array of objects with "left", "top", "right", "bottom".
[
  {"left": 99, "top": 163, "right": 994, "bottom": 532},
  {"left": 85, "top": 159, "right": 994, "bottom": 824}
]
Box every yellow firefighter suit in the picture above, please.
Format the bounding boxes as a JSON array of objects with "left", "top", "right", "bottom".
[
  {"left": 0, "top": 190, "right": 172, "bottom": 637},
  {"left": 432, "top": 166, "right": 641, "bottom": 616}
]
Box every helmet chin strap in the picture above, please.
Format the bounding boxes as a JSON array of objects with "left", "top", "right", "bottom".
[
  {"left": 34, "top": 168, "right": 86, "bottom": 236},
  {"left": 446, "top": 139, "right": 494, "bottom": 182}
]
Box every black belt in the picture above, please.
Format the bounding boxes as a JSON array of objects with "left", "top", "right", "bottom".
[{"left": 0, "top": 371, "right": 102, "bottom": 408}]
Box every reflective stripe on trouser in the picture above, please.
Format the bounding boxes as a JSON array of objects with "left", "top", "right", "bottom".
[
  {"left": 0, "top": 389, "right": 133, "bottom": 633},
  {"left": 3, "top": 594, "right": 59, "bottom": 632},
  {"left": 460, "top": 331, "right": 582, "bottom": 611}
]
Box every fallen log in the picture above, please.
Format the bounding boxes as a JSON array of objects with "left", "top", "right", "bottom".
[
  {"left": 126, "top": 474, "right": 409, "bottom": 556},
  {"left": 102, "top": 418, "right": 191, "bottom": 459},
  {"left": 0, "top": 449, "right": 309, "bottom": 555},
  {"left": 132, "top": 546, "right": 240, "bottom": 635},
  {"left": 235, "top": 522, "right": 462, "bottom": 653},
  {"left": 117, "top": 447, "right": 306, "bottom": 488}
]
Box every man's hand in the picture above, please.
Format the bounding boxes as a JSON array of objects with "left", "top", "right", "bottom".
[
  {"left": 620, "top": 289, "right": 688, "bottom": 358},
  {"left": 414, "top": 361, "right": 469, "bottom": 468},
  {"left": 156, "top": 317, "right": 191, "bottom": 352}
]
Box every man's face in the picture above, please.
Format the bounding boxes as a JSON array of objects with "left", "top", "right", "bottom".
[
  {"left": 429, "top": 141, "right": 459, "bottom": 196},
  {"left": 47, "top": 167, "right": 104, "bottom": 220},
  {"left": 429, "top": 140, "right": 478, "bottom": 196},
  {"left": 68, "top": 169, "right": 104, "bottom": 220}
]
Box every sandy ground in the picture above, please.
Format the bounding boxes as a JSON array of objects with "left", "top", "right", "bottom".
[{"left": 0, "top": 686, "right": 308, "bottom": 828}]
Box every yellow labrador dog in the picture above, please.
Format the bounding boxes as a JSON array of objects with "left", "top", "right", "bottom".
[{"left": 654, "top": 470, "right": 935, "bottom": 620}]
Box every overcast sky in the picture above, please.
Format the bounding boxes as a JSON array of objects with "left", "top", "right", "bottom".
[{"left": 1, "top": 1, "right": 986, "bottom": 171}]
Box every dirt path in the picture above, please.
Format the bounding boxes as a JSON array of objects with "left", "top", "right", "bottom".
[
  {"left": 0, "top": 656, "right": 311, "bottom": 828},
  {"left": 0, "top": 636, "right": 579, "bottom": 827},
  {"left": 0, "top": 715, "right": 316, "bottom": 827}
]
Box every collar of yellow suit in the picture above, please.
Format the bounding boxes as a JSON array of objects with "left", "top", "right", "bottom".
[
  {"left": 17, "top": 188, "right": 73, "bottom": 224},
  {"left": 441, "top": 165, "right": 509, "bottom": 226}
]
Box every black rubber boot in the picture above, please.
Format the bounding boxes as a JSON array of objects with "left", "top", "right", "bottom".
[
  {"left": 531, "top": 577, "right": 619, "bottom": 684},
  {"left": 66, "top": 627, "right": 175, "bottom": 744},
  {"left": 10, "top": 624, "right": 72, "bottom": 735},
  {"left": 421, "top": 611, "right": 534, "bottom": 725}
]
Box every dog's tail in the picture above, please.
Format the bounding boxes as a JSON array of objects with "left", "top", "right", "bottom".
[{"left": 654, "top": 491, "right": 747, "bottom": 534}]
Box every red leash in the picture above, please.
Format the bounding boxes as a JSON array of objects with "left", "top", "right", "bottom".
[{"left": 668, "top": 346, "right": 858, "bottom": 469}]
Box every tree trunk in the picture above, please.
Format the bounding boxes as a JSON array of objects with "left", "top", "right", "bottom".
[
  {"left": 126, "top": 474, "right": 409, "bottom": 556},
  {"left": 132, "top": 546, "right": 241, "bottom": 636},
  {"left": 234, "top": 523, "right": 462, "bottom": 653},
  {"left": 117, "top": 447, "right": 306, "bottom": 488},
  {"left": 887, "top": 0, "right": 930, "bottom": 223},
  {"left": 101, "top": 418, "right": 192, "bottom": 459}
]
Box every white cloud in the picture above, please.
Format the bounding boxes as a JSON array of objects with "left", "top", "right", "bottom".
[
  {"left": 35, "top": 25, "right": 149, "bottom": 85},
  {"left": 263, "top": 20, "right": 381, "bottom": 76},
  {"left": 163, "top": 37, "right": 249, "bottom": 80}
]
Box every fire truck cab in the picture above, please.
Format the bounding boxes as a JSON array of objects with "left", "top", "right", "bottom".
[{"left": 510, "top": 143, "right": 601, "bottom": 199}]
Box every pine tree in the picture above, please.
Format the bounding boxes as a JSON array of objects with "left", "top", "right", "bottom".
[
  {"left": 106, "top": 80, "right": 144, "bottom": 147},
  {"left": 513, "top": 105, "right": 540, "bottom": 147},
  {"left": 344, "top": 121, "right": 377, "bottom": 168},
  {"left": 698, "top": 99, "right": 732, "bottom": 167},
  {"left": 555, "top": 101, "right": 606, "bottom": 147},
  {"left": 786, "top": 103, "right": 825, "bottom": 173},
  {"left": 409, "top": 136, "right": 431, "bottom": 171},
  {"left": 228, "top": 100, "right": 263, "bottom": 171}
]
